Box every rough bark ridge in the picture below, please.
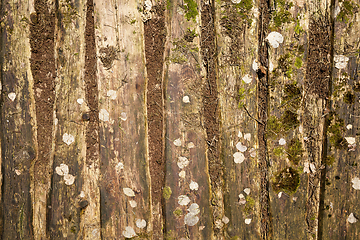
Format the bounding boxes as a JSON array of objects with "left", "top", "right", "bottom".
[
  {"left": 258, "top": 0, "right": 272, "bottom": 239},
  {"left": 144, "top": 4, "right": 166, "bottom": 238}
]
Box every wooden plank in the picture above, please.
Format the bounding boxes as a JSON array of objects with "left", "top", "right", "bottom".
[
  {"left": 215, "top": 0, "right": 261, "bottom": 238},
  {"left": 0, "top": 0, "right": 36, "bottom": 238},
  {"left": 163, "top": 0, "right": 213, "bottom": 238},
  {"left": 94, "top": 0, "right": 152, "bottom": 238},
  {"left": 322, "top": 0, "right": 360, "bottom": 238}
]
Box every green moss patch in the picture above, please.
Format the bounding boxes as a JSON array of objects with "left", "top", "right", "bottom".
[
  {"left": 183, "top": 0, "right": 198, "bottom": 22},
  {"left": 271, "top": 0, "right": 294, "bottom": 28},
  {"left": 327, "top": 113, "right": 347, "bottom": 149},
  {"left": 163, "top": 186, "right": 172, "bottom": 200},
  {"left": 281, "top": 110, "right": 299, "bottom": 131},
  {"left": 343, "top": 91, "right": 355, "bottom": 104},
  {"left": 287, "top": 138, "right": 303, "bottom": 165},
  {"left": 272, "top": 167, "right": 300, "bottom": 194}
]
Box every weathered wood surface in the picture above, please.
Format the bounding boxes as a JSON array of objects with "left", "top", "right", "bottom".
[{"left": 1, "top": 0, "right": 360, "bottom": 239}]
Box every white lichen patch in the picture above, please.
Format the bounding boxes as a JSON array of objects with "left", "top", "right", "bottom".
[
  {"left": 188, "top": 203, "right": 200, "bottom": 215},
  {"left": 334, "top": 55, "right": 349, "bottom": 69},
  {"left": 55, "top": 163, "right": 69, "bottom": 176},
  {"left": 136, "top": 219, "right": 147, "bottom": 229},
  {"left": 115, "top": 162, "right": 124, "bottom": 172},
  {"left": 184, "top": 213, "right": 199, "bottom": 226},
  {"left": 80, "top": 191, "right": 85, "bottom": 198},
  {"left": 244, "top": 133, "right": 251, "bottom": 141},
  {"left": 215, "top": 219, "right": 224, "bottom": 228},
  {"left": 8, "top": 92, "right": 16, "bottom": 101},
  {"left": 77, "top": 98, "right": 84, "bottom": 105},
  {"left": 99, "top": 109, "right": 110, "bottom": 122},
  {"left": 347, "top": 213, "right": 358, "bottom": 223},
  {"left": 64, "top": 174, "right": 75, "bottom": 185},
  {"left": 231, "top": 0, "right": 241, "bottom": 3},
  {"left": 279, "top": 138, "right": 286, "bottom": 145},
  {"left": 179, "top": 170, "right": 186, "bottom": 178},
  {"left": 129, "top": 200, "right": 137, "bottom": 208},
  {"left": 222, "top": 216, "right": 230, "bottom": 224},
  {"left": 242, "top": 74, "right": 252, "bottom": 84},
  {"left": 144, "top": 0, "right": 152, "bottom": 11},
  {"left": 351, "top": 177, "right": 360, "bottom": 190},
  {"left": 347, "top": 124, "right": 353, "bottom": 130},
  {"left": 304, "top": 162, "right": 310, "bottom": 173},
  {"left": 233, "top": 152, "right": 245, "bottom": 164},
  {"left": 177, "top": 157, "right": 189, "bottom": 169},
  {"left": 62, "top": 133, "right": 75, "bottom": 145},
  {"left": 123, "top": 188, "right": 135, "bottom": 197},
  {"left": 278, "top": 192, "right": 283, "bottom": 198},
  {"left": 236, "top": 142, "right": 247, "bottom": 152},
  {"left": 345, "top": 137, "right": 356, "bottom": 145},
  {"left": 245, "top": 218, "right": 252, "bottom": 224},
  {"left": 244, "top": 188, "right": 250, "bottom": 195},
  {"left": 173, "top": 138, "right": 182, "bottom": 146},
  {"left": 188, "top": 142, "right": 195, "bottom": 148},
  {"left": 15, "top": 169, "right": 21, "bottom": 175},
  {"left": 183, "top": 95, "right": 190, "bottom": 103},
  {"left": 310, "top": 163, "right": 316, "bottom": 173},
  {"left": 106, "top": 90, "right": 117, "bottom": 100},
  {"left": 249, "top": 148, "right": 256, "bottom": 158},
  {"left": 178, "top": 195, "right": 191, "bottom": 206},
  {"left": 266, "top": 32, "right": 284, "bottom": 48},
  {"left": 120, "top": 112, "right": 127, "bottom": 121},
  {"left": 238, "top": 131, "right": 243, "bottom": 138},
  {"left": 269, "top": 61, "right": 274, "bottom": 72},
  {"left": 190, "top": 181, "right": 199, "bottom": 191},
  {"left": 239, "top": 193, "right": 246, "bottom": 205},
  {"left": 122, "top": 226, "right": 137, "bottom": 238},
  {"left": 252, "top": 59, "right": 259, "bottom": 71}
]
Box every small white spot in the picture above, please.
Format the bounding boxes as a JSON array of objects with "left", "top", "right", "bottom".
[
  {"left": 188, "top": 203, "right": 200, "bottom": 215},
  {"left": 199, "top": 226, "right": 205, "bottom": 231},
  {"left": 99, "top": 109, "right": 110, "bottom": 122},
  {"left": 188, "top": 142, "right": 195, "bottom": 148},
  {"left": 115, "top": 162, "right": 124, "bottom": 172},
  {"left": 252, "top": 59, "right": 259, "bottom": 71},
  {"left": 129, "top": 200, "right": 137, "bottom": 208},
  {"left": 245, "top": 218, "right": 252, "bottom": 224},
  {"left": 136, "top": 219, "right": 147, "bottom": 229},
  {"left": 183, "top": 95, "right": 190, "bottom": 103},
  {"left": 345, "top": 137, "right": 356, "bottom": 145},
  {"left": 236, "top": 142, "right": 247, "bottom": 152},
  {"left": 351, "top": 177, "right": 360, "bottom": 190},
  {"left": 310, "top": 163, "right": 316, "bottom": 173},
  {"left": 190, "top": 181, "right": 199, "bottom": 191},
  {"left": 222, "top": 216, "right": 230, "bottom": 224},
  {"left": 253, "top": 7, "right": 259, "bottom": 18},
  {"left": 347, "top": 213, "right": 358, "bottom": 223},
  {"left": 347, "top": 124, "right": 353, "bottom": 130},
  {"left": 120, "top": 112, "right": 127, "bottom": 121},
  {"left": 244, "top": 133, "right": 251, "bottom": 141},
  {"left": 144, "top": 0, "right": 152, "bottom": 11},
  {"left": 64, "top": 174, "right": 75, "bottom": 185},
  {"left": 184, "top": 213, "right": 199, "bottom": 226},
  {"left": 304, "top": 162, "right": 310, "bottom": 173},
  {"left": 178, "top": 195, "right": 191, "bottom": 206},
  {"left": 55, "top": 164, "right": 69, "bottom": 176},
  {"left": 123, "top": 188, "right": 135, "bottom": 197},
  {"left": 231, "top": 0, "right": 241, "bottom": 3},
  {"left": 15, "top": 169, "right": 21, "bottom": 175},
  {"left": 266, "top": 32, "right": 284, "bottom": 48},
  {"left": 233, "top": 152, "right": 245, "bottom": 164},
  {"left": 244, "top": 188, "right": 251, "bottom": 195},
  {"left": 173, "top": 138, "right": 182, "bottom": 146},
  {"left": 238, "top": 131, "right": 243, "bottom": 138},
  {"left": 249, "top": 148, "right": 256, "bottom": 158},
  {"left": 177, "top": 157, "right": 189, "bottom": 169},
  {"left": 62, "top": 133, "right": 75, "bottom": 145},
  {"left": 279, "top": 138, "right": 286, "bottom": 145},
  {"left": 215, "top": 219, "right": 224, "bottom": 228},
  {"left": 8, "top": 92, "right": 16, "bottom": 101},
  {"left": 334, "top": 55, "right": 349, "bottom": 69},
  {"left": 292, "top": 197, "right": 298, "bottom": 202},
  {"left": 77, "top": 98, "right": 84, "bottom": 105},
  {"left": 122, "top": 226, "right": 137, "bottom": 238},
  {"left": 242, "top": 74, "right": 252, "bottom": 84},
  {"left": 107, "top": 90, "right": 117, "bottom": 100},
  {"left": 80, "top": 191, "right": 85, "bottom": 198},
  {"left": 239, "top": 193, "right": 246, "bottom": 204},
  {"left": 304, "top": 137, "right": 309, "bottom": 141},
  {"left": 334, "top": 6, "right": 341, "bottom": 17},
  {"left": 278, "top": 192, "right": 283, "bottom": 198},
  {"left": 179, "top": 170, "right": 186, "bottom": 178},
  {"left": 269, "top": 61, "right": 274, "bottom": 72},
  {"left": 299, "top": 125, "right": 303, "bottom": 134},
  {"left": 55, "top": 118, "right": 58, "bottom": 126}
]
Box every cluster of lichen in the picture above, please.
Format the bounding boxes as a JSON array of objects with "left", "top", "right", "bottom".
[
  {"left": 267, "top": 110, "right": 299, "bottom": 138},
  {"left": 286, "top": 138, "right": 303, "bottom": 165},
  {"left": 233, "top": 0, "right": 254, "bottom": 26},
  {"left": 243, "top": 196, "right": 255, "bottom": 215},
  {"left": 183, "top": 0, "right": 198, "bottom": 22},
  {"left": 173, "top": 208, "right": 182, "bottom": 217},
  {"left": 270, "top": 0, "right": 294, "bottom": 29},
  {"left": 282, "top": 82, "right": 302, "bottom": 110},
  {"left": 337, "top": 0, "right": 359, "bottom": 23},
  {"left": 163, "top": 186, "right": 172, "bottom": 200},
  {"left": 272, "top": 167, "right": 300, "bottom": 194},
  {"left": 326, "top": 112, "right": 347, "bottom": 150},
  {"left": 272, "top": 53, "right": 293, "bottom": 79}
]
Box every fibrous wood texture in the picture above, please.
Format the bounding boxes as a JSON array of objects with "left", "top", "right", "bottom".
[{"left": 0, "top": 0, "right": 359, "bottom": 239}]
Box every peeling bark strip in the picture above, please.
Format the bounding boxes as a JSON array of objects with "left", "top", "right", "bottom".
[
  {"left": 258, "top": 0, "right": 271, "bottom": 239},
  {"left": 144, "top": 5, "right": 166, "bottom": 239},
  {"left": 200, "top": 0, "right": 223, "bottom": 237}
]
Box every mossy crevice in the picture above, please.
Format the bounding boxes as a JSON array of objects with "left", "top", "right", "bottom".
[
  {"left": 326, "top": 112, "right": 347, "bottom": 150},
  {"left": 286, "top": 138, "right": 303, "bottom": 165},
  {"left": 270, "top": 0, "right": 294, "bottom": 29},
  {"left": 272, "top": 167, "right": 300, "bottom": 194}
]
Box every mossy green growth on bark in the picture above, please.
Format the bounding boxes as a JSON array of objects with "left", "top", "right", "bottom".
[
  {"left": 337, "top": 0, "right": 359, "bottom": 23},
  {"left": 271, "top": 0, "right": 294, "bottom": 29},
  {"left": 327, "top": 112, "right": 347, "bottom": 150},
  {"left": 343, "top": 91, "right": 355, "bottom": 104},
  {"left": 272, "top": 167, "right": 300, "bottom": 194},
  {"left": 183, "top": 0, "right": 198, "bottom": 22},
  {"left": 286, "top": 138, "right": 303, "bottom": 165},
  {"left": 163, "top": 186, "right": 172, "bottom": 200}
]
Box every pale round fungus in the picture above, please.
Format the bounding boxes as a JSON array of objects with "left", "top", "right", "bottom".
[
  {"left": 252, "top": 59, "right": 259, "bottom": 71},
  {"left": 347, "top": 213, "right": 358, "bottom": 223},
  {"left": 184, "top": 213, "right": 199, "bottom": 226},
  {"left": 266, "top": 32, "right": 284, "bottom": 48},
  {"left": 242, "top": 74, "right": 252, "bottom": 84},
  {"left": 136, "top": 219, "right": 147, "bottom": 229},
  {"left": 179, "top": 170, "right": 186, "bottom": 178},
  {"left": 177, "top": 157, "right": 189, "bottom": 169},
  {"left": 173, "top": 138, "right": 182, "bottom": 146},
  {"left": 345, "top": 137, "right": 356, "bottom": 145},
  {"left": 269, "top": 61, "right": 274, "bottom": 72},
  {"left": 188, "top": 142, "right": 195, "bottom": 148},
  {"left": 183, "top": 95, "right": 190, "bottom": 103},
  {"left": 80, "top": 191, "right": 85, "bottom": 198},
  {"left": 244, "top": 188, "right": 251, "bottom": 195},
  {"left": 120, "top": 112, "right": 127, "bottom": 121},
  {"left": 244, "top": 133, "right": 251, "bottom": 141},
  {"left": 278, "top": 192, "right": 283, "bottom": 198},
  {"left": 347, "top": 124, "right": 353, "bottom": 130},
  {"left": 178, "top": 195, "right": 191, "bottom": 206},
  {"left": 310, "top": 163, "right": 316, "bottom": 173},
  {"left": 8, "top": 92, "right": 16, "bottom": 101},
  {"left": 245, "top": 218, "right": 252, "bottom": 224},
  {"left": 236, "top": 142, "right": 247, "bottom": 152},
  {"left": 64, "top": 174, "right": 75, "bottom": 185},
  {"left": 239, "top": 193, "right": 246, "bottom": 205},
  {"left": 129, "top": 200, "right": 137, "bottom": 208},
  {"left": 222, "top": 216, "right": 230, "bottom": 224},
  {"left": 122, "top": 226, "right": 137, "bottom": 238},
  {"left": 99, "top": 109, "right": 110, "bottom": 122},
  {"left": 249, "top": 148, "right": 256, "bottom": 158},
  {"left": 77, "top": 98, "right": 84, "bottom": 105},
  {"left": 233, "top": 152, "right": 245, "bottom": 164},
  {"left": 190, "top": 181, "right": 199, "bottom": 191},
  {"left": 107, "top": 90, "right": 117, "bottom": 100},
  {"left": 123, "top": 188, "right": 135, "bottom": 197},
  {"left": 231, "top": 0, "right": 241, "bottom": 3},
  {"left": 238, "top": 131, "right": 243, "bottom": 138},
  {"left": 351, "top": 177, "right": 360, "bottom": 190},
  {"left": 188, "top": 203, "right": 200, "bottom": 215},
  {"left": 15, "top": 169, "right": 21, "bottom": 175},
  {"left": 62, "top": 133, "right": 75, "bottom": 145},
  {"left": 55, "top": 163, "right": 69, "bottom": 176},
  {"left": 334, "top": 55, "right": 349, "bottom": 69},
  {"left": 144, "top": 0, "right": 152, "bottom": 11},
  {"left": 279, "top": 138, "right": 286, "bottom": 145}
]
